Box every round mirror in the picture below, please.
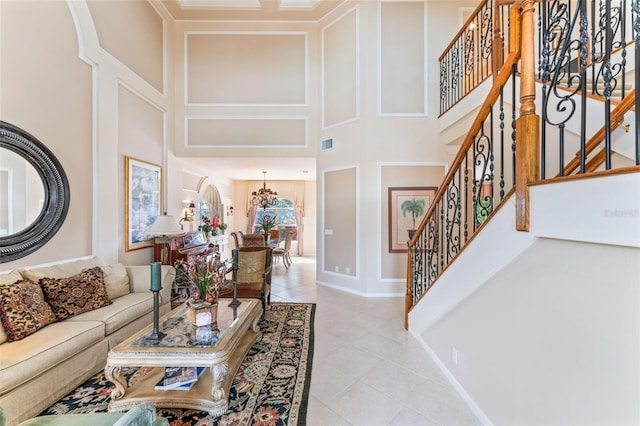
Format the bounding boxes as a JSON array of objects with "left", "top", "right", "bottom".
[{"left": 0, "top": 121, "right": 70, "bottom": 262}]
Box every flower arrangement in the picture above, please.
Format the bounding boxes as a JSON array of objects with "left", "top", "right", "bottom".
[
  {"left": 200, "top": 215, "right": 224, "bottom": 236},
  {"left": 261, "top": 214, "right": 278, "bottom": 234},
  {"left": 173, "top": 251, "right": 224, "bottom": 305},
  {"left": 199, "top": 215, "right": 213, "bottom": 235},
  {"left": 211, "top": 215, "right": 220, "bottom": 232}
]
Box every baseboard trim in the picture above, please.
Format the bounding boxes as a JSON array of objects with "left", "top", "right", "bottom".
[
  {"left": 316, "top": 280, "right": 404, "bottom": 298},
  {"left": 415, "top": 336, "right": 494, "bottom": 426}
]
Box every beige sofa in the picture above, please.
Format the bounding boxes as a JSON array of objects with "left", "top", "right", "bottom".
[{"left": 0, "top": 257, "right": 175, "bottom": 426}]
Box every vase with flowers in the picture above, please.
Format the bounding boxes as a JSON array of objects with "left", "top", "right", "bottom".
[
  {"left": 199, "top": 215, "right": 213, "bottom": 239},
  {"left": 174, "top": 250, "right": 224, "bottom": 327},
  {"left": 261, "top": 214, "right": 277, "bottom": 234}
]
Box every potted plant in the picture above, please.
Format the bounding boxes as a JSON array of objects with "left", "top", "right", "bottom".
[
  {"left": 199, "top": 215, "right": 212, "bottom": 238},
  {"left": 218, "top": 222, "right": 228, "bottom": 234},
  {"left": 261, "top": 214, "right": 277, "bottom": 234},
  {"left": 401, "top": 198, "right": 426, "bottom": 240}
]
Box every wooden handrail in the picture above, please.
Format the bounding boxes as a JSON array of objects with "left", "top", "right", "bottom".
[
  {"left": 406, "top": 4, "right": 522, "bottom": 330},
  {"left": 562, "top": 90, "right": 636, "bottom": 176},
  {"left": 409, "top": 56, "right": 521, "bottom": 248},
  {"left": 410, "top": 23, "right": 522, "bottom": 250},
  {"left": 438, "top": 0, "right": 491, "bottom": 62}
]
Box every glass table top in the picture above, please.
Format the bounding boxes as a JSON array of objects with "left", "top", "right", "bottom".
[{"left": 128, "top": 299, "right": 253, "bottom": 349}]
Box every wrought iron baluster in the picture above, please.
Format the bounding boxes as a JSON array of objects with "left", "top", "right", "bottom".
[
  {"left": 464, "top": 152, "right": 469, "bottom": 243},
  {"left": 499, "top": 86, "right": 506, "bottom": 200},
  {"left": 603, "top": 0, "right": 614, "bottom": 169},
  {"left": 621, "top": 0, "right": 627, "bottom": 100},
  {"left": 634, "top": 0, "right": 640, "bottom": 165},
  {"left": 580, "top": 0, "right": 588, "bottom": 173},
  {"left": 512, "top": 64, "right": 517, "bottom": 183}
]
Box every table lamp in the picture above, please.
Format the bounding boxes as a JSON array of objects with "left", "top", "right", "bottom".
[{"left": 145, "top": 213, "right": 183, "bottom": 265}]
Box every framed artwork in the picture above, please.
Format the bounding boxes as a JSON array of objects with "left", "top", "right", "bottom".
[
  {"left": 388, "top": 186, "right": 437, "bottom": 253},
  {"left": 125, "top": 156, "right": 162, "bottom": 251}
]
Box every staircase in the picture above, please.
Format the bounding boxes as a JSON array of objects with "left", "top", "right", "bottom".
[{"left": 406, "top": 0, "right": 640, "bottom": 424}]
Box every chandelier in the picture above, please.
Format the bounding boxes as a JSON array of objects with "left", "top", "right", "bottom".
[{"left": 251, "top": 171, "right": 278, "bottom": 209}]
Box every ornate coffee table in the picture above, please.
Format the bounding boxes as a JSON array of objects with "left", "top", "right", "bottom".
[{"left": 105, "top": 299, "right": 262, "bottom": 416}]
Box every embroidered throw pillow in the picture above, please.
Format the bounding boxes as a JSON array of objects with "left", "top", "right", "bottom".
[
  {"left": 0, "top": 280, "right": 56, "bottom": 342},
  {"left": 39, "top": 267, "right": 112, "bottom": 321}
]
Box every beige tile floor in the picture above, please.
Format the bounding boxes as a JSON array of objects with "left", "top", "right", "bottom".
[{"left": 269, "top": 256, "right": 482, "bottom": 426}]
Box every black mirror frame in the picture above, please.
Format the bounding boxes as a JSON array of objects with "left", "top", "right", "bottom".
[{"left": 0, "top": 121, "right": 70, "bottom": 263}]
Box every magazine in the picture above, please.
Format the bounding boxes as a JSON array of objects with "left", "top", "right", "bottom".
[{"left": 154, "top": 366, "right": 205, "bottom": 390}]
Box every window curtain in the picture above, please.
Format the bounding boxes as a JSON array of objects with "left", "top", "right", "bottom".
[
  {"left": 246, "top": 204, "right": 258, "bottom": 234},
  {"left": 294, "top": 203, "right": 304, "bottom": 256}
]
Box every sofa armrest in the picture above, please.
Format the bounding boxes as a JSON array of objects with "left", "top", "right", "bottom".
[{"left": 126, "top": 265, "right": 175, "bottom": 306}]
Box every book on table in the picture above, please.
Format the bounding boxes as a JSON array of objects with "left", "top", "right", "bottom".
[{"left": 154, "top": 366, "right": 205, "bottom": 390}]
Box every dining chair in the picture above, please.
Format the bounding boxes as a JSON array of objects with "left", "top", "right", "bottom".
[
  {"left": 230, "top": 231, "right": 243, "bottom": 249},
  {"left": 272, "top": 231, "right": 294, "bottom": 269},
  {"left": 219, "top": 247, "right": 272, "bottom": 315},
  {"left": 242, "top": 233, "right": 266, "bottom": 247},
  {"left": 268, "top": 228, "right": 280, "bottom": 242}
]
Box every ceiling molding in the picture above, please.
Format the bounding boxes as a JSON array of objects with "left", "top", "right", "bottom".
[{"left": 177, "top": 0, "right": 261, "bottom": 8}]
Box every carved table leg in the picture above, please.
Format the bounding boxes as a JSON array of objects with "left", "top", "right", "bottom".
[
  {"left": 251, "top": 308, "right": 262, "bottom": 333},
  {"left": 104, "top": 364, "right": 127, "bottom": 400},
  {"left": 210, "top": 362, "right": 229, "bottom": 403}
]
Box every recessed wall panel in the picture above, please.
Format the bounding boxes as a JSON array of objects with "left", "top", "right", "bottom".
[
  {"left": 186, "top": 33, "right": 306, "bottom": 105},
  {"left": 187, "top": 118, "right": 307, "bottom": 148},
  {"left": 380, "top": 2, "right": 425, "bottom": 115},
  {"left": 323, "top": 167, "right": 357, "bottom": 276},
  {"left": 322, "top": 9, "right": 358, "bottom": 128},
  {"left": 88, "top": 0, "right": 163, "bottom": 92},
  {"left": 118, "top": 86, "right": 164, "bottom": 157}
]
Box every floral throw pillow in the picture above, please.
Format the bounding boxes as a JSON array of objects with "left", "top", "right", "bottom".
[
  {"left": 39, "top": 267, "right": 112, "bottom": 321},
  {"left": 0, "top": 280, "right": 57, "bottom": 342}
]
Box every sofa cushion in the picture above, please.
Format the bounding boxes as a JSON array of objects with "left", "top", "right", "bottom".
[
  {"left": 0, "top": 271, "right": 27, "bottom": 345},
  {"left": 39, "top": 267, "right": 112, "bottom": 321},
  {"left": 20, "top": 257, "right": 105, "bottom": 282},
  {"left": 19, "top": 257, "right": 130, "bottom": 301},
  {"left": 102, "top": 263, "right": 130, "bottom": 300},
  {"left": 0, "top": 320, "right": 105, "bottom": 395},
  {"left": 66, "top": 292, "right": 153, "bottom": 335},
  {"left": 0, "top": 271, "right": 23, "bottom": 286},
  {"left": 0, "top": 280, "right": 56, "bottom": 342}
]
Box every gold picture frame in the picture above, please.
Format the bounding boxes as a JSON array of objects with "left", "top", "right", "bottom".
[
  {"left": 125, "top": 156, "right": 162, "bottom": 251},
  {"left": 388, "top": 187, "right": 437, "bottom": 253}
]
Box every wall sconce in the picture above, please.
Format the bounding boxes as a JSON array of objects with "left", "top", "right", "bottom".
[
  {"left": 227, "top": 206, "right": 234, "bottom": 216},
  {"left": 179, "top": 202, "right": 197, "bottom": 231}
]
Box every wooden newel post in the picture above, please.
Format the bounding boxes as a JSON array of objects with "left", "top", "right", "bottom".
[{"left": 515, "top": 0, "right": 539, "bottom": 231}]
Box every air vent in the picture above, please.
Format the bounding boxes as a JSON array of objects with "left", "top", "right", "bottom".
[{"left": 321, "top": 138, "right": 333, "bottom": 151}]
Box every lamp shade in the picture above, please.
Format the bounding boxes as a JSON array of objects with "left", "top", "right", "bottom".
[{"left": 145, "top": 214, "right": 183, "bottom": 236}]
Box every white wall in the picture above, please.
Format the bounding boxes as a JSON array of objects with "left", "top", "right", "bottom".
[
  {"left": 410, "top": 173, "right": 640, "bottom": 424},
  {"left": 422, "top": 238, "right": 640, "bottom": 425}
]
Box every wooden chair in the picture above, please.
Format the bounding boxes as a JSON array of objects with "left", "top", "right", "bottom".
[
  {"left": 272, "top": 231, "right": 294, "bottom": 269},
  {"left": 269, "top": 228, "right": 280, "bottom": 242},
  {"left": 230, "top": 231, "right": 243, "bottom": 249},
  {"left": 220, "top": 247, "right": 272, "bottom": 315},
  {"left": 242, "top": 233, "right": 266, "bottom": 246}
]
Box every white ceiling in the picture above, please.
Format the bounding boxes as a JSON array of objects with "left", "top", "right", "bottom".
[
  {"left": 183, "top": 156, "right": 317, "bottom": 181},
  {"left": 164, "top": 0, "right": 346, "bottom": 21}
]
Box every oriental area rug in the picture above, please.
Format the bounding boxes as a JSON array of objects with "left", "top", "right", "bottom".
[{"left": 39, "top": 303, "right": 315, "bottom": 426}]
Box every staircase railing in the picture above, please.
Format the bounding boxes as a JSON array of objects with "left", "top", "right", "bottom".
[
  {"left": 408, "top": 0, "right": 640, "bottom": 328},
  {"left": 562, "top": 89, "right": 636, "bottom": 175},
  {"left": 405, "top": 5, "right": 522, "bottom": 327},
  {"left": 539, "top": 0, "right": 639, "bottom": 177},
  {"left": 439, "top": 0, "right": 513, "bottom": 116}
]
